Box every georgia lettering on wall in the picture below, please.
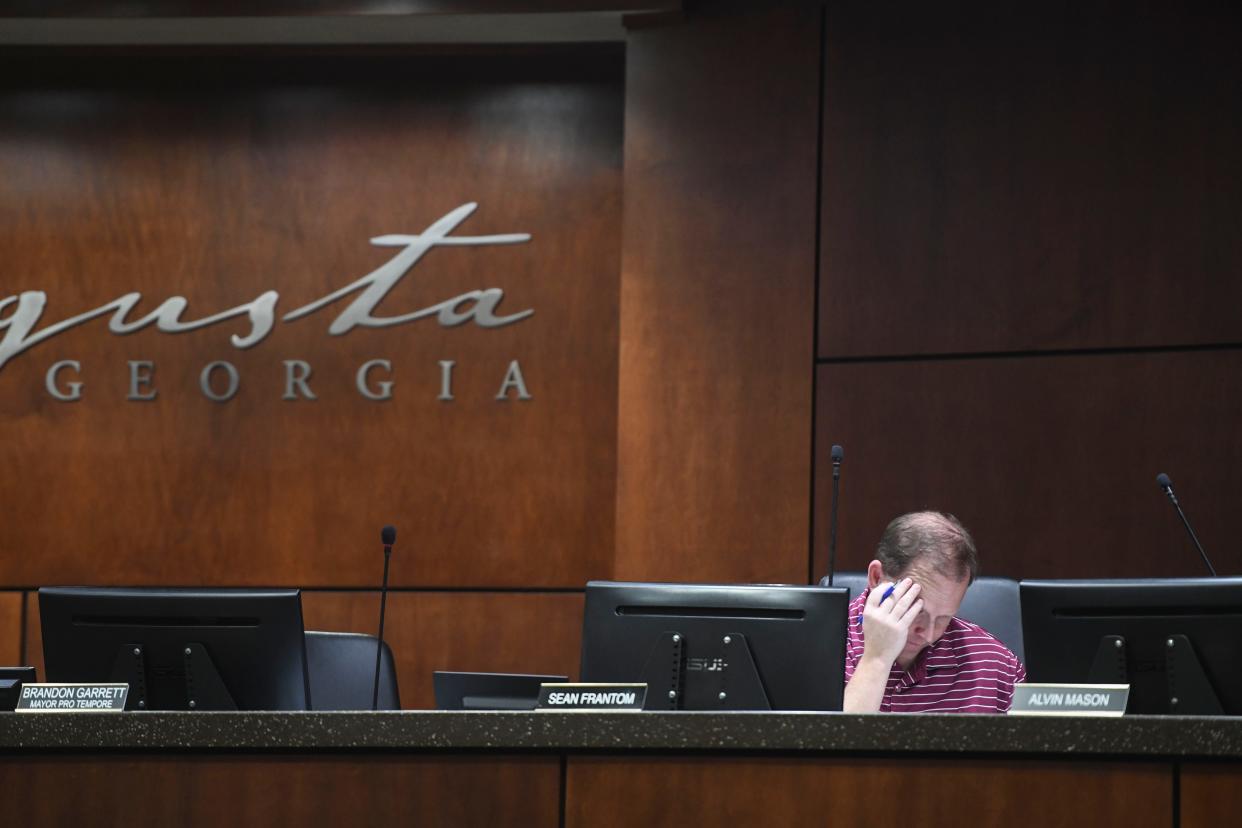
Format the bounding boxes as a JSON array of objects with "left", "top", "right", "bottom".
[{"left": 0, "top": 203, "right": 535, "bottom": 403}]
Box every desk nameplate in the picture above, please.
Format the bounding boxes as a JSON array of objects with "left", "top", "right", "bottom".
[
  {"left": 1009, "top": 683, "right": 1129, "bottom": 717},
  {"left": 15, "top": 683, "right": 129, "bottom": 712},
  {"left": 537, "top": 683, "right": 646, "bottom": 710}
]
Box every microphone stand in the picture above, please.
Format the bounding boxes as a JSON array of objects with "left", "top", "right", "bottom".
[
  {"left": 828, "top": 452, "right": 842, "bottom": 586},
  {"left": 1164, "top": 487, "right": 1217, "bottom": 577},
  {"left": 372, "top": 543, "right": 392, "bottom": 710}
]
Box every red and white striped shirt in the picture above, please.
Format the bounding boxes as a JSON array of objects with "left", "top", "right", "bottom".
[{"left": 844, "top": 588, "right": 1027, "bottom": 713}]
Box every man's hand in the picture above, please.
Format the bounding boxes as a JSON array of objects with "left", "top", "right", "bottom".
[
  {"left": 843, "top": 578, "right": 924, "bottom": 713},
  {"left": 860, "top": 578, "right": 924, "bottom": 668}
]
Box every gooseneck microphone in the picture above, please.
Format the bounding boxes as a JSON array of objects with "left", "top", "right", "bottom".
[
  {"left": 827, "top": 445, "right": 844, "bottom": 586},
  {"left": 373, "top": 524, "right": 396, "bottom": 710},
  {"left": 1156, "top": 473, "right": 1217, "bottom": 577}
]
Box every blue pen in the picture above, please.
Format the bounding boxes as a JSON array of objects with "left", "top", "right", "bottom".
[{"left": 855, "top": 583, "right": 897, "bottom": 626}]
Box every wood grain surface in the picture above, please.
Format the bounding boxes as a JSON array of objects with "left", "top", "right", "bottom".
[
  {"left": 566, "top": 756, "right": 1172, "bottom": 827},
  {"left": 21, "top": 594, "right": 39, "bottom": 681},
  {"left": 1180, "top": 763, "right": 1242, "bottom": 828},
  {"left": 812, "top": 351, "right": 1242, "bottom": 580},
  {"left": 614, "top": 5, "right": 820, "bottom": 584},
  {"left": 0, "top": 53, "right": 622, "bottom": 588},
  {"left": 819, "top": 3, "right": 1242, "bottom": 357},
  {"left": 0, "top": 593, "right": 22, "bottom": 667},
  {"left": 0, "top": 755, "right": 560, "bottom": 826}
]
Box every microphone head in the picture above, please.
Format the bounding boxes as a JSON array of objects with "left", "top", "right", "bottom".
[
  {"left": 831, "top": 444, "right": 844, "bottom": 463},
  {"left": 381, "top": 525, "right": 397, "bottom": 546},
  {"left": 1156, "top": 473, "right": 1172, "bottom": 490}
]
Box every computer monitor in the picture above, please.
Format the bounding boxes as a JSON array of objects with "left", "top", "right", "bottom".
[
  {"left": 39, "top": 587, "right": 311, "bottom": 711},
  {"left": 1, "top": 667, "right": 37, "bottom": 711},
  {"left": 1020, "top": 578, "right": 1242, "bottom": 715},
  {"left": 433, "top": 671, "right": 568, "bottom": 711},
  {"left": 580, "top": 581, "right": 850, "bottom": 711}
]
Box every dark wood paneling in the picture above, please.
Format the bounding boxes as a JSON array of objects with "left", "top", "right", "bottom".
[
  {"left": 0, "top": 592, "right": 21, "bottom": 666},
  {"left": 566, "top": 756, "right": 1172, "bottom": 827},
  {"left": 0, "top": 55, "right": 620, "bottom": 588},
  {"left": 301, "top": 590, "right": 584, "bottom": 709},
  {"left": 819, "top": 4, "right": 1242, "bottom": 358},
  {"left": 22, "top": 591, "right": 42, "bottom": 681},
  {"left": 23, "top": 589, "right": 583, "bottom": 708},
  {"left": 813, "top": 351, "right": 1242, "bottom": 580},
  {"left": 0, "top": 755, "right": 559, "bottom": 827},
  {"left": 1181, "top": 764, "right": 1242, "bottom": 828},
  {"left": 614, "top": 5, "right": 820, "bottom": 583}
]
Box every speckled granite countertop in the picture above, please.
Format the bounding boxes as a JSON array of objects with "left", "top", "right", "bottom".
[{"left": 2, "top": 711, "right": 1240, "bottom": 758}]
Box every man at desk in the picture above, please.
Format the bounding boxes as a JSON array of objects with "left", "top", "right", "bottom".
[{"left": 843, "top": 511, "right": 1026, "bottom": 713}]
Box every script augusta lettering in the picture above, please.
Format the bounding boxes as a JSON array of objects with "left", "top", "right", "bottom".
[{"left": 0, "top": 203, "right": 533, "bottom": 373}]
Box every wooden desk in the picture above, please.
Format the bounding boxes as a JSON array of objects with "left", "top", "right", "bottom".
[{"left": 2, "top": 712, "right": 1238, "bottom": 827}]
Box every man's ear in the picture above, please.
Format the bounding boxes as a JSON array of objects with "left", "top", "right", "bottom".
[{"left": 866, "top": 560, "right": 886, "bottom": 589}]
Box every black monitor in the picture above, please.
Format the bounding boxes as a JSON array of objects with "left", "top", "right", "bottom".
[
  {"left": 433, "top": 671, "right": 568, "bottom": 711},
  {"left": 580, "top": 581, "right": 849, "bottom": 711},
  {"left": 1, "top": 667, "right": 37, "bottom": 711},
  {"left": 39, "top": 587, "right": 311, "bottom": 711},
  {"left": 1020, "top": 578, "right": 1242, "bottom": 715}
]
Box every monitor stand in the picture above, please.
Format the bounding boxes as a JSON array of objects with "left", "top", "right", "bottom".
[
  {"left": 110, "top": 644, "right": 149, "bottom": 710},
  {"left": 1165, "top": 634, "right": 1223, "bottom": 715},
  {"left": 1087, "top": 634, "right": 1127, "bottom": 686},
  {"left": 109, "top": 643, "right": 238, "bottom": 711},
  {"left": 1087, "top": 634, "right": 1223, "bottom": 715},
  {"left": 639, "top": 631, "right": 771, "bottom": 711}
]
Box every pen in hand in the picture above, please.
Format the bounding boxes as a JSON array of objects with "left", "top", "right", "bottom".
[{"left": 855, "top": 583, "right": 897, "bottom": 626}]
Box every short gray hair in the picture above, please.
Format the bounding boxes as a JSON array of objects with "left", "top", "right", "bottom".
[{"left": 876, "top": 511, "right": 978, "bottom": 584}]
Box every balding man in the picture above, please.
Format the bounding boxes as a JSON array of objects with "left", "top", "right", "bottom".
[{"left": 843, "top": 511, "right": 1026, "bottom": 713}]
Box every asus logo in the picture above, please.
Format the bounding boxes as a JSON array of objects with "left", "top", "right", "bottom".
[{"left": 686, "top": 657, "right": 728, "bottom": 672}]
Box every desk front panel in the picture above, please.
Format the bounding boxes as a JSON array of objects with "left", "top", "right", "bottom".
[
  {"left": 566, "top": 755, "right": 1173, "bottom": 828},
  {"left": 0, "top": 754, "right": 560, "bottom": 827}
]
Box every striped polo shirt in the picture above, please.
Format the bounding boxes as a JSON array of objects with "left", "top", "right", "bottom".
[{"left": 844, "top": 588, "right": 1027, "bottom": 713}]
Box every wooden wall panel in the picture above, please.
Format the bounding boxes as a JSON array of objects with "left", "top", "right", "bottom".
[
  {"left": 566, "top": 756, "right": 1172, "bottom": 827},
  {"left": 812, "top": 352, "right": 1242, "bottom": 580},
  {"left": 23, "top": 589, "right": 583, "bottom": 708},
  {"left": 0, "top": 592, "right": 21, "bottom": 666},
  {"left": 615, "top": 5, "right": 820, "bottom": 583},
  {"left": 301, "top": 590, "right": 584, "bottom": 709},
  {"left": 1181, "top": 764, "right": 1242, "bottom": 828},
  {"left": 22, "top": 591, "right": 42, "bottom": 681},
  {"left": 0, "top": 755, "right": 560, "bottom": 827},
  {"left": 819, "top": 3, "right": 1242, "bottom": 358},
  {"left": 0, "top": 54, "right": 622, "bottom": 589}
]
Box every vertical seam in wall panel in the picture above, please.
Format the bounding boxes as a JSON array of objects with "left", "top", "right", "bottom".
[
  {"left": 558, "top": 754, "right": 568, "bottom": 828},
  {"left": 1172, "top": 761, "right": 1180, "bottom": 828},
  {"left": 20, "top": 590, "right": 28, "bottom": 666},
  {"left": 808, "top": 2, "right": 828, "bottom": 585},
  {"left": 615, "top": 44, "right": 627, "bottom": 584},
  {"left": 615, "top": 32, "right": 633, "bottom": 582}
]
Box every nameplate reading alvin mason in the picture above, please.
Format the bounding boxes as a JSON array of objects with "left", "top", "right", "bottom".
[
  {"left": 536, "top": 683, "right": 646, "bottom": 711},
  {"left": 15, "top": 683, "right": 129, "bottom": 712},
  {"left": 1008, "top": 683, "right": 1129, "bottom": 717}
]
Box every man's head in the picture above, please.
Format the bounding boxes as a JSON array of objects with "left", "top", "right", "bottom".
[{"left": 866, "top": 511, "right": 978, "bottom": 663}]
